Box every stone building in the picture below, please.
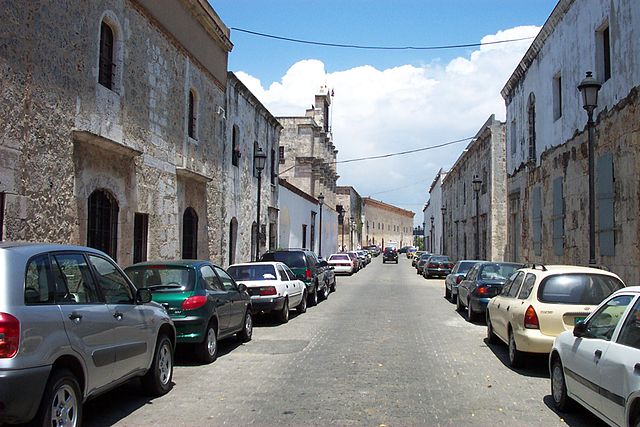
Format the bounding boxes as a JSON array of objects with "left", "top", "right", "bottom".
[
  {"left": 223, "top": 73, "right": 281, "bottom": 264},
  {"left": 336, "top": 186, "right": 363, "bottom": 251},
  {"left": 0, "top": 1, "right": 273, "bottom": 266},
  {"left": 422, "top": 169, "right": 447, "bottom": 254},
  {"left": 441, "top": 115, "right": 507, "bottom": 262},
  {"left": 502, "top": 0, "right": 640, "bottom": 282},
  {"left": 363, "top": 198, "right": 414, "bottom": 249},
  {"left": 277, "top": 87, "right": 339, "bottom": 208}
]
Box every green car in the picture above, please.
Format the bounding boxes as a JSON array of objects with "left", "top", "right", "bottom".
[{"left": 125, "top": 260, "right": 253, "bottom": 364}]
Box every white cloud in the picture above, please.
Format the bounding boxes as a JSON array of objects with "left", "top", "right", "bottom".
[{"left": 235, "top": 26, "right": 540, "bottom": 222}]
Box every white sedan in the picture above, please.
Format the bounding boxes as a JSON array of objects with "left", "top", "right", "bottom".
[
  {"left": 327, "top": 253, "right": 354, "bottom": 275},
  {"left": 550, "top": 286, "right": 640, "bottom": 427},
  {"left": 227, "top": 262, "right": 306, "bottom": 323}
]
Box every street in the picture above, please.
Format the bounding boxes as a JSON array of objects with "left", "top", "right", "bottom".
[{"left": 84, "top": 257, "right": 605, "bottom": 426}]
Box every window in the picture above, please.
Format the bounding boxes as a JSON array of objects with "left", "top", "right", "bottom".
[
  {"left": 52, "top": 253, "right": 100, "bottom": 304},
  {"left": 271, "top": 148, "right": 276, "bottom": 184},
  {"left": 182, "top": 207, "right": 198, "bottom": 259},
  {"left": 506, "top": 272, "right": 525, "bottom": 298},
  {"left": 279, "top": 146, "right": 285, "bottom": 164},
  {"left": 133, "top": 213, "right": 148, "bottom": 264},
  {"left": 87, "top": 189, "right": 119, "bottom": 261},
  {"left": 214, "top": 266, "right": 237, "bottom": 292},
  {"left": 617, "top": 298, "right": 640, "bottom": 349},
  {"left": 302, "top": 224, "right": 307, "bottom": 249},
  {"left": 510, "top": 120, "right": 516, "bottom": 155},
  {"left": 552, "top": 178, "right": 564, "bottom": 256},
  {"left": 538, "top": 273, "right": 624, "bottom": 305},
  {"left": 88, "top": 255, "right": 133, "bottom": 304},
  {"left": 310, "top": 212, "right": 316, "bottom": 253},
  {"left": 586, "top": 295, "right": 632, "bottom": 341},
  {"left": 518, "top": 274, "right": 536, "bottom": 300},
  {"left": 24, "top": 255, "right": 55, "bottom": 304},
  {"left": 269, "top": 222, "right": 277, "bottom": 251},
  {"left": 553, "top": 73, "right": 562, "bottom": 120},
  {"left": 188, "top": 90, "right": 197, "bottom": 140},
  {"left": 229, "top": 218, "right": 238, "bottom": 265},
  {"left": 98, "top": 21, "right": 115, "bottom": 90},
  {"left": 596, "top": 153, "right": 615, "bottom": 256},
  {"left": 201, "top": 265, "right": 222, "bottom": 291},
  {"left": 0, "top": 191, "right": 4, "bottom": 241},
  {"left": 232, "top": 125, "right": 240, "bottom": 167},
  {"left": 597, "top": 24, "right": 612, "bottom": 82},
  {"left": 527, "top": 92, "right": 536, "bottom": 161}
]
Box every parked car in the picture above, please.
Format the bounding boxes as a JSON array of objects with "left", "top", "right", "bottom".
[
  {"left": 486, "top": 264, "right": 625, "bottom": 368},
  {"left": 327, "top": 253, "right": 355, "bottom": 275},
  {"left": 125, "top": 260, "right": 252, "bottom": 364},
  {"left": 457, "top": 261, "right": 523, "bottom": 322},
  {"left": 422, "top": 255, "right": 454, "bottom": 279},
  {"left": 549, "top": 286, "right": 640, "bottom": 426},
  {"left": 0, "top": 243, "right": 176, "bottom": 426},
  {"left": 415, "top": 252, "right": 433, "bottom": 275},
  {"left": 412, "top": 251, "right": 425, "bottom": 267},
  {"left": 227, "top": 262, "right": 306, "bottom": 323},
  {"left": 382, "top": 246, "right": 398, "bottom": 264},
  {"left": 346, "top": 251, "right": 362, "bottom": 271},
  {"left": 355, "top": 250, "right": 369, "bottom": 267},
  {"left": 261, "top": 249, "right": 335, "bottom": 306},
  {"left": 398, "top": 246, "right": 411, "bottom": 254},
  {"left": 444, "top": 260, "right": 482, "bottom": 303},
  {"left": 406, "top": 247, "right": 417, "bottom": 258},
  {"left": 363, "top": 245, "right": 381, "bottom": 256}
]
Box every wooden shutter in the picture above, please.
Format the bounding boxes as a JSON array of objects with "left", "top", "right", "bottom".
[{"left": 596, "top": 153, "right": 615, "bottom": 256}]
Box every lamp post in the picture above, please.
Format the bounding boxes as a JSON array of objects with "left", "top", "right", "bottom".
[
  {"left": 472, "top": 174, "right": 482, "bottom": 260},
  {"left": 430, "top": 216, "right": 434, "bottom": 252},
  {"left": 349, "top": 217, "right": 354, "bottom": 250},
  {"left": 578, "top": 71, "right": 601, "bottom": 265},
  {"left": 441, "top": 205, "right": 447, "bottom": 255},
  {"left": 422, "top": 221, "right": 426, "bottom": 251},
  {"left": 254, "top": 146, "right": 267, "bottom": 261},
  {"left": 318, "top": 193, "right": 324, "bottom": 258},
  {"left": 336, "top": 205, "right": 344, "bottom": 252}
]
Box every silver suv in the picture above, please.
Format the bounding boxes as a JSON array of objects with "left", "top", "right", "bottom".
[{"left": 0, "top": 243, "right": 176, "bottom": 426}]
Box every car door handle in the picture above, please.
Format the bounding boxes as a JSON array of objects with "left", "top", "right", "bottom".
[
  {"left": 113, "top": 312, "right": 123, "bottom": 321},
  {"left": 68, "top": 312, "right": 82, "bottom": 322},
  {"left": 595, "top": 350, "right": 602, "bottom": 359}
]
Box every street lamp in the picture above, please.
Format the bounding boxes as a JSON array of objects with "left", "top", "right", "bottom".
[
  {"left": 349, "top": 217, "right": 355, "bottom": 250},
  {"left": 318, "top": 193, "right": 324, "bottom": 258},
  {"left": 578, "top": 71, "right": 601, "bottom": 265},
  {"left": 472, "top": 174, "right": 482, "bottom": 260},
  {"left": 336, "top": 205, "right": 345, "bottom": 251},
  {"left": 430, "top": 215, "right": 434, "bottom": 253},
  {"left": 441, "top": 205, "right": 447, "bottom": 255},
  {"left": 254, "top": 146, "right": 267, "bottom": 261}
]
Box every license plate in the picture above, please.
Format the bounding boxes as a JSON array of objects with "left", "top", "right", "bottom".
[{"left": 574, "top": 316, "right": 586, "bottom": 324}]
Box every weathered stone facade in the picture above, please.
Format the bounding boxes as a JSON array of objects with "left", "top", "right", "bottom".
[
  {"left": 0, "top": 1, "right": 275, "bottom": 267},
  {"left": 502, "top": 0, "right": 640, "bottom": 283},
  {"left": 441, "top": 115, "right": 507, "bottom": 261},
  {"left": 336, "top": 186, "right": 363, "bottom": 250},
  {"left": 222, "top": 73, "right": 281, "bottom": 265},
  {"left": 363, "top": 198, "right": 414, "bottom": 249},
  {"left": 277, "top": 88, "right": 338, "bottom": 208},
  {"left": 422, "top": 170, "right": 447, "bottom": 254}
]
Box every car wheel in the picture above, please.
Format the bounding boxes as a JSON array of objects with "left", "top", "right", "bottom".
[
  {"left": 196, "top": 323, "right": 218, "bottom": 364},
  {"left": 467, "top": 300, "right": 476, "bottom": 322},
  {"left": 308, "top": 287, "right": 318, "bottom": 307},
  {"left": 278, "top": 298, "right": 289, "bottom": 324},
  {"left": 238, "top": 310, "right": 253, "bottom": 342},
  {"left": 37, "top": 369, "right": 82, "bottom": 427},
  {"left": 451, "top": 292, "right": 457, "bottom": 304},
  {"left": 142, "top": 335, "right": 174, "bottom": 395},
  {"left": 330, "top": 278, "right": 336, "bottom": 292},
  {"left": 486, "top": 313, "right": 498, "bottom": 344},
  {"left": 456, "top": 294, "right": 463, "bottom": 312},
  {"left": 445, "top": 287, "right": 450, "bottom": 300},
  {"left": 297, "top": 291, "right": 307, "bottom": 313},
  {"left": 322, "top": 284, "right": 330, "bottom": 300},
  {"left": 551, "top": 357, "right": 573, "bottom": 411},
  {"left": 508, "top": 329, "right": 523, "bottom": 368}
]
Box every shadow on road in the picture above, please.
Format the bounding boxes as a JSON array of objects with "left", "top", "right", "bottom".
[
  {"left": 542, "top": 394, "right": 608, "bottom": 426},
  {"left": 482, "top": 337, "right": 549, "bottom": 379}
]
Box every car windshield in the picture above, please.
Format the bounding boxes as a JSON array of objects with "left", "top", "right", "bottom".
[
  {"left": 538, "top": 273, "right": 625, "bottom": 304},
  {"left": 429, "top": 256, "right": 449, "bottom": 263},
  {"left": 261, "top": 252, "right": 306, "bottom": 268},
  {"left": 479, "top": 263, "right": 521, "bottom": 281},
  {"left": 227, "top": 265, "right": 277, "bottom": 281},
  {"left": 329, "top": 254, "right": 350, "bottom": 261},
  {"left": 125, "top": 265, "right": 194, "bottom": 292},
  {"left": 457, "top": 261, "right": 477, "bottom": 273}
]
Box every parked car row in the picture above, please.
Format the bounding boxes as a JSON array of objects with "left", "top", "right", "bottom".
[
  {"left": 327, "top": 249, "right": 371, "bottom": 275},
  {"left": 440, "top": 258, "right": 633, "bottom": 425},
  {"left": 0, "top": 243, "right": 338, "bottom": 426}
]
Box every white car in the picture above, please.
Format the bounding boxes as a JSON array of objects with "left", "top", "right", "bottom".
[
  {"left": 327, "top": 253, "right": 355, "bottom": 275},
  {"left": 550, "top": 286, "right": 640, "bottom": 427},
  {"left": 227, "top": 262, "right": 306, "bottom": 323}
]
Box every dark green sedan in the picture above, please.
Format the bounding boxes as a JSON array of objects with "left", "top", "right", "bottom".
[{"left": 125, "top": 260, "right": 252, "bottom": 364}]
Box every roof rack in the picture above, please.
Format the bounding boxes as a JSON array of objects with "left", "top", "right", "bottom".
[
  {"left": 587, "top": 264, "right": 611, "bottom": 272},
  {"left": 526, "top": 263, "right": 547, "bottom": 271}
]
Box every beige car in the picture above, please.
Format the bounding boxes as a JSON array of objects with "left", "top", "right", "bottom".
[{"left": 486, "top": 265, "right": 625, "bottom": 367}]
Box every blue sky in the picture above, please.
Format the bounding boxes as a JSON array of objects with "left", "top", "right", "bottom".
[{"left": 211, "top": 1, "right": 558, "bottom": 222}]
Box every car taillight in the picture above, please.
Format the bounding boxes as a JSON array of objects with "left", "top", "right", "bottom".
[
  {"left": 0, "top": 313, "right": 20, "bottom": 358},
  {"left": 476, "top": 286, "right": 489, "bottom": 296},
  {"left": 455, "top": 276, "right": 463, "bottom": 284},
  {"left": 447, "top": 263, "right": 454, "bottom": 269},
  {"left": 524, "top": 305, "right": 540, "bottom": 329},
  {"left": 259, "top": 286, "right": 277, "bottom": 296},
  {"left": 428, "top": 263, "right": 437, "bottom": 268},
  {"left": 182, "top": 295, "right": 207, "bottom": 310},
  {"left": 305, "top": 269, "right": 312, "bottom": 279}
]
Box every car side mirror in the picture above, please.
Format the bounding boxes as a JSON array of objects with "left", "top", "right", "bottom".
[
  {"left": 573, "top": 321, "right": 588, "bottom": 338},
  {"left": 136, "top": 288, "right": 152, "bottom": 304},
  {"left": 237, "top": 283, "right": 248, "bottom": 293}
]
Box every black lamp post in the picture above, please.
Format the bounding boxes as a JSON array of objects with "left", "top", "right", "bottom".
[
  {"left": 254, "top": 146, "right": 267, "bottom": 261},
  {"left": 578, "top": 71, "right": 601, "bottom": 265},
  {"left": 430, "top": 216, "right": 434, "bottom": 252},
  {"left": 318, "top": 193, "right": 324, "bottom": 257},
  {"left": 441, "top": 205, "right": 447, "bottom": 255},
  {"left": 336, "top": 205, "right": 345, "bottom": 251},
  {"left": 472, "top": 174, "right": 482, "bottom": 260},
  {"left": 349, "top": 217, "right": 355, "bottom": 250}
]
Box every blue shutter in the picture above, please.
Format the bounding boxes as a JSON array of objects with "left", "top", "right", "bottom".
[
  {"left": 596, "top": 153, "right": 615, "bottom": 256},
  {"left": 532, "top": 186, "right": 542, "bottom": 256},
  {"left": 552, "top": 177, "right": 564, "bottom": 256}
]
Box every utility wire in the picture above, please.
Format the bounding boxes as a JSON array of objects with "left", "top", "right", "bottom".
[{"left": 230, "top": 27, "right": 534, "bottom": 51}]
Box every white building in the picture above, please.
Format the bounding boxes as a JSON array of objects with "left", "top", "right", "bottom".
[{"left": 422, "top": 169, "right": 447, "bottom": 254}]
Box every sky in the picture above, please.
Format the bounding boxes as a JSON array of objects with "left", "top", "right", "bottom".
[{"left": 211, "top": 1, "right": 558, "bottom": 224}]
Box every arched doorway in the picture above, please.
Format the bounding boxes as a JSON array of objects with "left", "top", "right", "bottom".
[
  {"left": 229, "top": 217, "right": 238, "bottom": 265},
  {"left": 87, "top": 189, "right": 119, "bottom": 260},
  {"left": 182, "top": 207, "right": 198, "bottom": 259}
]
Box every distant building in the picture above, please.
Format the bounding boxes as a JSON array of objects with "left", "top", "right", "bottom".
[
  {"left": 336, "top": 186, "right": 363, "bottom": 251},
  {"left": 422, "top": 169, "right": 447, "bottom": 254},
  {"left": 441, "top": 115, "right": 507, "bottom": 261},
  {"left": 502, "top": 0, "right": 640, "bottom": 282},
  {"left": 363, "top": 198, "right": 414, "bottom": 249}
]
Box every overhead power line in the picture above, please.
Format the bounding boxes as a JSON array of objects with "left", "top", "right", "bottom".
[{"left": 230, "top": 27, "right": 534, "bottom": 51}]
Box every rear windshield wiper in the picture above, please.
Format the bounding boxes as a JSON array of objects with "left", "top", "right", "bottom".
[{"left": 146, "top": 283, "right": 185, "bottom": 291}]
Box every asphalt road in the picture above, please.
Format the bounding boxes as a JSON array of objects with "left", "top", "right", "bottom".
[{"left": 84, "top": 256, "right": 606, "bottom": 426}]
